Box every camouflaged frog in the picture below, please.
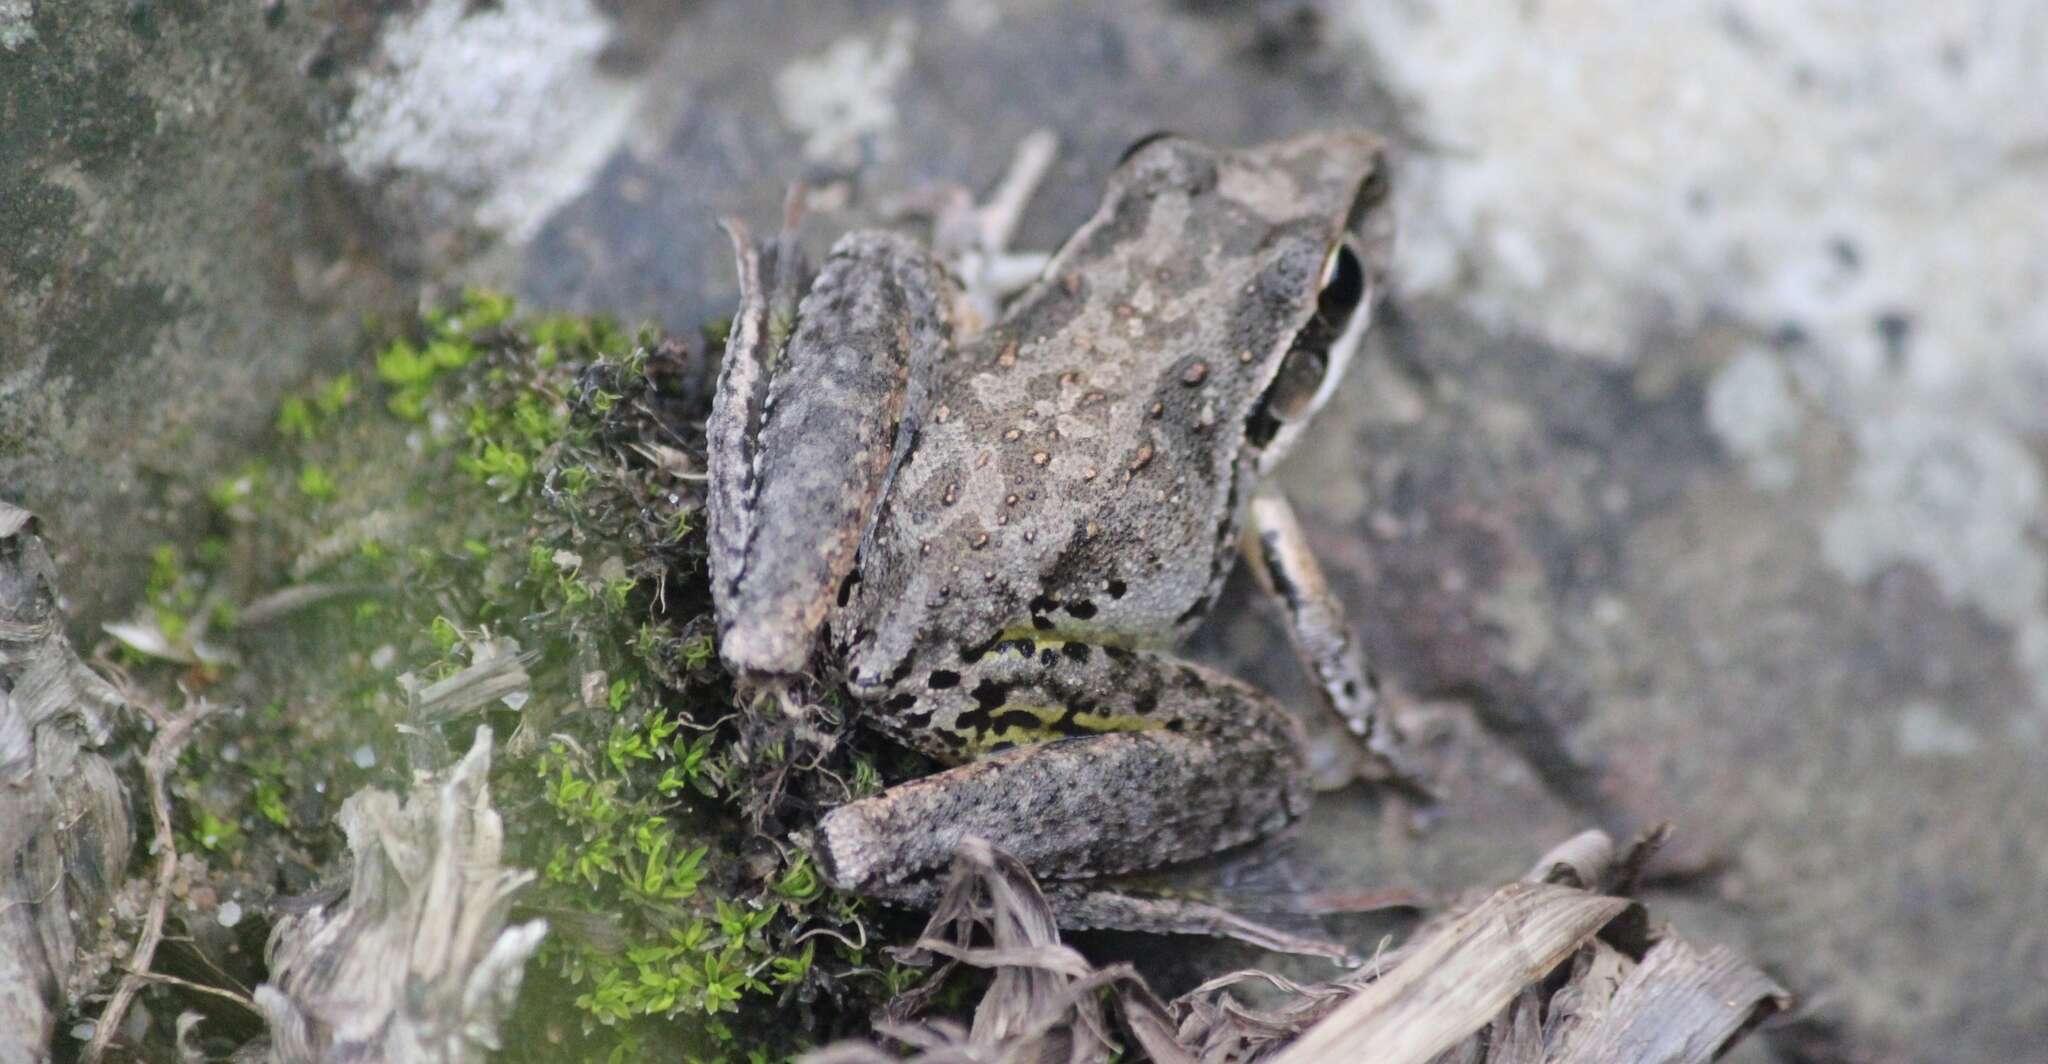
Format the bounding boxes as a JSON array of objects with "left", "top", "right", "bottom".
[{"left": 706, "top": 129, "right": 1404, "bottom": 912}]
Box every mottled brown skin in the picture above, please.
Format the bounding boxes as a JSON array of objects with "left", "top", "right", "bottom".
[{"left": 707, "top": 131, "right": 1395, "bottom": 906}]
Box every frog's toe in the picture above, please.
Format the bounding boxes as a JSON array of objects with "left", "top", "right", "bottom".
[{"left": 719, "top": 615, "right": 812, "bottom": 677}]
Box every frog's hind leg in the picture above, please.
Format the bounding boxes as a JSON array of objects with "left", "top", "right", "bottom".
[
  {"left": 706, "top": 226, "right": 958, "bottom": 676},
  {"left": 705, "top": 208, "right": 806, "bottom": 662},
  {"left": 815, "top": 642, "right": 1310, "bottom": 900}
]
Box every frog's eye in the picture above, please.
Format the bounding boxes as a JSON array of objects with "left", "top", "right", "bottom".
[
  {"left": 1248, "top": 238, "right": 1376, "bottom": 470},
  {"left": 1318, "top": 241, "right": 1367, "bottom": 324},
  {"left": 1116, "top": 130, "right": 1181, "bottom": 166}
]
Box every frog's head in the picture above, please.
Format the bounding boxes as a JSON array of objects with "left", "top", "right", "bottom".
[{"left": 1114, "top": 129, "right": 1393, "bottom": 476}]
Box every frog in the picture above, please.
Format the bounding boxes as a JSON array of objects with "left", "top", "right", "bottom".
[{"left": 705, "top": 129, "right": 1405, "bottom": 916}]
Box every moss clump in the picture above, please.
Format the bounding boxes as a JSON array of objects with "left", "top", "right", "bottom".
[{"left": 96, "top": 289, "right": 917, "bottom": 1062}]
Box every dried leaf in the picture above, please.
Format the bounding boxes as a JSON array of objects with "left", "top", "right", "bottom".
[
  {"left": 251, "top": 728, "right": 546, "bottom": 1064},
  {"left": 0, "top": 504, "right": 131, "bottom": 1062}
]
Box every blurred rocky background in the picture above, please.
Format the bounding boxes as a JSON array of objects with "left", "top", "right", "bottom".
[{"left": 5, "top": 2, "right": 2043, "bottom": 1061}]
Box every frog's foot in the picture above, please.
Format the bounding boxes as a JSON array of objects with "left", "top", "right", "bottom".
[
  {"left": 815, "top": 643, "right": 1311, "bottom": 900},
  {"left": 886, "top": 129, "right": 1057, "bottom": 323}
]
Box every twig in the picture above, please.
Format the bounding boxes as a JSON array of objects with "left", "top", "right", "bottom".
[
  {"left": 83, "top": 691, "right": 219, "bottom": 1064},
  {"left": 115, "top": 970, "right": 262, "bottom": 1017}
]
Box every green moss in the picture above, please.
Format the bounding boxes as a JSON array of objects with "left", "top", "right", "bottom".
[
  {"left": 295, "top": 463, "right": 337, "bottom": 500},
  {"left": 104, "top": 287, "right": 905, "bottom": 1061},
  {"left": 189, "top": 808, "right": 245, "bottom": 854}
]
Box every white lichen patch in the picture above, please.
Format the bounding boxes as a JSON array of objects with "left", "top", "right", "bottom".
[
  {"left": 1706, "top": 346, "right": 1806, "bottom": 491},
  {"left": 338, "top": 0, "right": 646, "bottom": 242},
  {"left": 1341, "top": 1, "right": 2048, "bottom": 705},
  {"left": 2014, "top": 619, "right": 2048, "bottom": 740},
  {"left": 1822, "top": 412, "right": 2042, "bottom": 629},
  {"left": 1340, "top": 2, "right": 2048, "bottom": 420},
  {"left": 1821, "top": 411, "right": 2048, "bottom": 705},
  {"left": 774, "top": 18, "right": 916, "bottom": 167}
]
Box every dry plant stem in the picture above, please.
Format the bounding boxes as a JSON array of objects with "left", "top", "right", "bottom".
[
  {"left": 1549, "top": 938, "right": 1789, "bottom": 1064},
  {"left": 117, "top": 970, "right": 260, "bottom": 1016},
  {"left": 83, "top": 692, "right": 216, "bottom": 1064},
  {"left": 1269, "top": 882, "right": 1631, "bottom": 1064}
]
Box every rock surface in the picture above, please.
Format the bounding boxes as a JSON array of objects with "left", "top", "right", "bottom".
[{"left": 6, "top": 2, "right": 2044, "bottom": 1061}]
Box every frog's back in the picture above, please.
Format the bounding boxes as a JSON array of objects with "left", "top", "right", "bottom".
[{"left": 839, "top": 132, "right": 1379, "bottom": 691}]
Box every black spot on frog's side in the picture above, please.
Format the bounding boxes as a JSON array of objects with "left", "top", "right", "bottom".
[
  {"left": 927, "top": 669, "right": 961, "bottom": 689},
  {"left": 971, "top": 679, "right": 1010, "bottom": 713},
  {"left": 1060, "top": 642, "right": 1090, "bottom": 664},
  {"left": 955, "top": 679, "right": 1016, "bottom": 737},
  {"left": 991, "top": 709, "right": 1046, "bottom": 735}
]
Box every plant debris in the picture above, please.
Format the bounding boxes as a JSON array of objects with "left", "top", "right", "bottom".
[
  {"left": 0, "top": 502, "right": 133, "bottom": 1061},
  {"left": 809, "top": 830, "right": 1787, "bottom": 1064},
  {"left": 81, "top": 686, "right": 221, "bottom": 1064},
  {"left": 250, "top": 727, "right": 547, "bottom": 1064}
]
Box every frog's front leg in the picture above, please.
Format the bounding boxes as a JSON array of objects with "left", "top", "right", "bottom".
[
  {"left": 815, "top": 639, "right": 1310, "bottom": 899},
  {"left": 1241, "top": 484, "right": 1425, "bottom": 789}
]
